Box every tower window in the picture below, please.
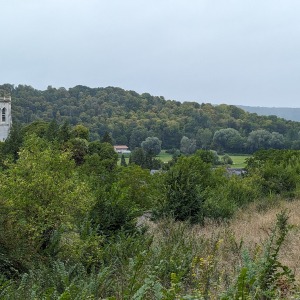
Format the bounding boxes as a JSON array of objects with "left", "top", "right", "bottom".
[{"left": 2, "top": 108, "right": 6, "bottom": 122}]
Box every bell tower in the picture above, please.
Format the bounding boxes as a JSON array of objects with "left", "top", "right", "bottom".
[{"left": 0, "top": 96, "right": 12, "bottom": 141}]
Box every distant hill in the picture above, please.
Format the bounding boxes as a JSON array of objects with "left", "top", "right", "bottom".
[
  {"left": 2, "top": 83, "right": 300, "bottom": 152},
  {"left": 238, "top": 105, "right": 300, "bottom": 122}
]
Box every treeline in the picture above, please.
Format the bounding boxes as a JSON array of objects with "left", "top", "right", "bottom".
[
  {"left": 2, "top": 83, "right": 300, "bottom": 153},
  {"left": 1, "top": 121, "right": 300, "bottom": 298}
]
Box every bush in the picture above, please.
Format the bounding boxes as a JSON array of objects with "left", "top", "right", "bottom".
[
  {"left": 159, "top": 155, "right": 212, "bottom": 224},
  {"left": 221, "top": 154, "right": 233, "bottom": 165},
  {"left": 246, "top": 149, "right": 300, "bottom": 197},
  {"left": 204, "top": 175, "right": 259, "bottom": 220},
  {"left": 195, "top": 149, "right": 220, "bottom": 165}
]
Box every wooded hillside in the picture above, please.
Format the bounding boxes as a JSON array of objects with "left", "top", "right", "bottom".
[{"left": 1, "top": 83, "right": 300, "bottom": 152}]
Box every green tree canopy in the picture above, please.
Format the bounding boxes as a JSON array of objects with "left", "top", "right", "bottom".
[
  {"left": 213, "top": 128, "right": 244, "bottom": 152},
  {"left": 101, "top": 131, "right": 113, "bottom": 145},
  {"left": 196, "top": 128, "right": 213, "bottom": 149},
  {"left": 71, "top": 124, "right": 90, "bottom": 140},
  {"left": 129, "top": 128, "right": 148, "bottom": 150},
  {"left": 161, "top": 155, "right": 212, "bottom": 224},
  {"left": 141, "top": 137, "right": 162, "bottom": 156},
  {"left": 180, "top": 136, "right": 197, "bottom": 154},
  {"left": 246, "top": 129, "right": 272, "bottom": 152},
  {"left": 0, "top": 135, "right": 94, "bottom": 256}
]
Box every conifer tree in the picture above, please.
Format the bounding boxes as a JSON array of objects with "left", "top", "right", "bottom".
[
  {"left": 121, "top": 154, "right": 127, "bottom": 167},
  {"left": 58, "top": 121, "right": 71, "bottom": 143},
  {"left": 45, "top": 119, "right": 59, "bottom": 141},
  {"left": 101, "top": 131, "right": 113, "bottom": 145}
]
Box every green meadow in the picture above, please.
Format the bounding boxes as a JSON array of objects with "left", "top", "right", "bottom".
[
  {"left": 157, "top": 151, "right": 251, "bottom": 168},
  {"left": 157, "top": 152, "right": 250, "bottom": 168},
  {"left": 228, "top": 154, "right": 250, "bottom": 168},
  {"left": 157, "top": 150, "right": 173, "bottom": 163},
  {"left": 119, "top": 151, "right": 250, "bottom": 168}
]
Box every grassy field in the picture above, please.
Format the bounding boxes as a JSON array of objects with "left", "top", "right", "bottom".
[
  {"left": 118, "top": 151, "right": 250, "bottom": 168},
  {"left": 157, "top": 151, "right": 250, "bottom": 168},
  {"left": 157, "top": 150, "right": 173, "bottom": 163},
  {"left": 228, "top": 154, "right": 250, "bottom": 168},
  {"left": 118, "top": 150, "right": 173, "bottom": 165}
]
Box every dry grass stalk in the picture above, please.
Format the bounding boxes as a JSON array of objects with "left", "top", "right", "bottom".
[{"left": 146, "top": 199, "right": 300, "bottom": 284}]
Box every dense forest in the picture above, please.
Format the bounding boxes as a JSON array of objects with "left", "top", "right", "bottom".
[
  {"left": 1, "top": 83, "right": 300, "bottom": 153},
  {"left": 1, "top": 115, "right": 300, "bottom": 298}
]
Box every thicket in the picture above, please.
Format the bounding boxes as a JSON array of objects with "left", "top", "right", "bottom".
[{"left": 1, "top": 121, "right": 300, "bottom": 298}]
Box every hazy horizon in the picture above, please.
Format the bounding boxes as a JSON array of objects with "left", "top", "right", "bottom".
[{"left": 2, "top": 1, "right": 300, "bottom": 108}]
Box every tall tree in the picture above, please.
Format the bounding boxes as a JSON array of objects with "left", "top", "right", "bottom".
[
  {"left": 0, "top": 135, "right": 93, "bottom": 256},
  {"left": 129, "top": 128, "right": 148, "bottom": 150},
  {"left": 45, "top": 119, "right": 59, "bottom": 141},
  {"left": 162, "top": 155, "right": 212, "bottom": 224},
  {"left": 246, "top": 129, "right": 272, "bottom": 152},
  {"left": 71, "top": 124, "right": 90, "bottom": 140},
  {"left": 87, "top": 141, "right": 118, "bottom": 171},
  {"left": 141, "top": 137, "right": 162, "bottom": 156},
  {"left": 196, "top": 128, "right": 213, "bottom": 149},
  {"left": 120, "top": 154, "right": 127, "bottom": 167},
  {"left": 180, "top": 136, "right": 197, "bottom": 154},
  {"left": 66, "top": 138, "right": 89, "bottom": 166},
  {"left": 213, "top": 128, "right": 244, "bottom": 152},
  {"left": 58, "top": 121, "right": 71, "bottom": 143},
  {"left": 101, "top": 131, "right": 113, "bottom": 145},
  {"left": 129, "top": 147, "right": 146, "bottom": 167}
]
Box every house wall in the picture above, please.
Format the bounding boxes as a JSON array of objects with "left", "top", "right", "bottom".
[{"left": 0, "top": 97, "right": 12, "bottom": 141}]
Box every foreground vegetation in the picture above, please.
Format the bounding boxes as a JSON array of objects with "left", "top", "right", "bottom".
[
  {"left": 2, "top": 205, "right": 300, "bottom": 299},
  {"left": 1, "top": 121, "right": 300, "bottom": 298}
]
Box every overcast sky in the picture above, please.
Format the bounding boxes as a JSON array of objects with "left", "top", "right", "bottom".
[{"left": 1, "top": 0, "right": 300, "bottom": 107}]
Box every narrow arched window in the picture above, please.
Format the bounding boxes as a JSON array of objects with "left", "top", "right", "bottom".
[{"left": 2, "top": 108, "right": 6, "bottom": 122}]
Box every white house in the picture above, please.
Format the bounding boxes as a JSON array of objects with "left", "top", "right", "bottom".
[{"left": 114, "top": 145, "right": 131, "bottom": 154}]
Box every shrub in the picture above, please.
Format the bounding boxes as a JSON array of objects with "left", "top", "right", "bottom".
[
  {"left": 221, "top": 154, "right": 233, "bottom": 165},
  {"left": 159, "top": 155, "right": 212, "bottom": 224}
]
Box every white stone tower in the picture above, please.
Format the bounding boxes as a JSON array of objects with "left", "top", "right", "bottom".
[{"left": 0, "top": 96, "right": 12, "bottom": 141}]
